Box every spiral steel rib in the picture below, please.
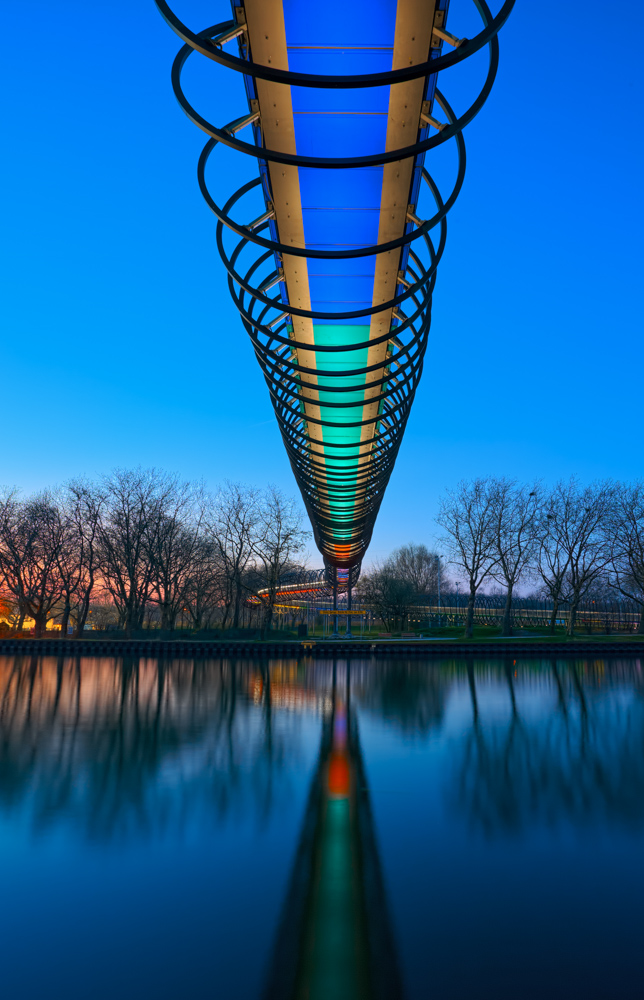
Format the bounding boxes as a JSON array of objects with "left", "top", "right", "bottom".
[{"left": 154, "top": 0, "right": 514, "bottom": 583}]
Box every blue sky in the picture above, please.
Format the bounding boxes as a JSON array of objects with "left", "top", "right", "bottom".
[{"left": 2, "top": 1, "right": 643, "bottom": 565}]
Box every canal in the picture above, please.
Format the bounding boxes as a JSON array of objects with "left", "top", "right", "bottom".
[{"left": 1, "top": 654, "right": 643, "bottom": 999}]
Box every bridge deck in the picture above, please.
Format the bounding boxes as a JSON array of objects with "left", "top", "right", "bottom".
[{"left": 240, "top": 0, "right": 447, "bottom": 567}]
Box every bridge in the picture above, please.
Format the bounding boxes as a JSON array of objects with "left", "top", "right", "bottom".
[{"left": 155, "top": 0, "right": 514, "bottom": 607}]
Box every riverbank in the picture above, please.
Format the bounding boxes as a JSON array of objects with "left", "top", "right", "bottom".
[{"left": 1, "top": 635, "right": 644, "bottom": 657}]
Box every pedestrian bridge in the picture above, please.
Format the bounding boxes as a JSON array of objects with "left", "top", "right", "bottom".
[{"left": 155, "top": 0, "right": 514, "bottom": 591}]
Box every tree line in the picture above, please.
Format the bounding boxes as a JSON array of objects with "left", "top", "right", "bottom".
[
  {"left": 436, "top": 477, "right": 644, "bottom": 637},
  {"left": 0, "top": 469, "right": 308, "bottom": 637},
  {"left": 2, "top": 470, "right": 643, "bottom": 640},
  {"left": 357, "top": 478, "right": 644, "bottom": 637}
]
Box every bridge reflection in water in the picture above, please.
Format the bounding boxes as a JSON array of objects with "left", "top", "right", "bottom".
[{"left": 264, "top": 661, "right": 403, "bottom": 1000}]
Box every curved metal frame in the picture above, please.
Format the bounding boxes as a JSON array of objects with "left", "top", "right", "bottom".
[
  {"left": 154, "top": 0, "right": 514, "bottom": 578},
  {"left": 155, "top": 0, "right": 514, "bottom": 88}
]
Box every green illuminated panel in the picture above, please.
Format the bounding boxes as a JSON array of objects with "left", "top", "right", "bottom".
[{"left": 313, "top": 325, "right": 369, "bottom": 545}]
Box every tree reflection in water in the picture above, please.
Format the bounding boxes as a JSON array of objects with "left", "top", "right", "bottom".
[
  {"left": 0, "top": 654, "right": 325, "bottom": 841},
  {"left": 4, "top": 653, "right": 644, "bottom": 1000},
  {"left": 447, "top": 657, "right": 644, "bottom": 835},
  {"left": 3, "top": 653, "right": 644, "bottom": 844},
  {"left": 353, "top": 659, "right": 448, "bottom": 736}
]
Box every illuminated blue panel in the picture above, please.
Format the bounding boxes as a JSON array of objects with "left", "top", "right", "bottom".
[{"left": 284, "top": 1, "right": 396, "bottom": 344}]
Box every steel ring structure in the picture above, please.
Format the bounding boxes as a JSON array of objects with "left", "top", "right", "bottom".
[{"left": 155, "top": 0, "right": 515, "bottom": 587}]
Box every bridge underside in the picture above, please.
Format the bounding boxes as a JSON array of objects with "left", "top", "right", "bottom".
[
  {"left": 154, "top": 0, "right": 513, "bottom": 586},
  {"left": 239, "top": 0, "right": 443, "bottom": 574}
]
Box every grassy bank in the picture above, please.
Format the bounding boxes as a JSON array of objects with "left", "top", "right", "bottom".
[{"left": 1, "top": 625, "right": 643, "bottom": 646}]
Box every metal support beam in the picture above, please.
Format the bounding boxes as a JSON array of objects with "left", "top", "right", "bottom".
[
  {"left": 223, "top": 110, "right": 260, "bottom": 136},
  {"left": 406, "top": 206, "right": 426, "bottom": 228},
  {"left": 246, "top": 205, "right": 275, "bottom": 231},
  {"left": 212, "top": 9, "right": 247, "bottom": 48},
  {"left": 331, "top": 572, "right": 339, "bottom": 638},
  {"left": 345, "top": 581, "right": 353, "bottom": 638},
  {"left": 419, "top": 110, "right": 445, "bottom": 131},
  {"left": 432, "top": 26, "right": 465, "bottom": 49},
  {"left": 211, "top": 23, "right": 247, "bottom": 47},
  {"left": 431, "top": 10, "right": 466, "bottom": 49},
  {"left": 259, "top": 269, "right": 285, "bottom": 293},
  {"left": 267, "top": 310, "right": 291, "bottom": 330}
]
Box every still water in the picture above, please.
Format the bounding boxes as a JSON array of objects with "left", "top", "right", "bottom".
[{"left": 1, "top": 654, "right": 643, "bottom": 999}]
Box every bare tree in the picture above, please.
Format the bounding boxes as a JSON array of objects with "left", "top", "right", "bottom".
[
  {"left": 183, "top": 536, "right": 226, "bottom": 630},
  {"left": 387, "top": 543, "right": 449, "bottom": 599},
  {"left": 65, "top": 480, "right": 105, "bottom": 637},
  {"left": 52, "top": 481, "right": 105, "bottom": 637},
  {"left": 490, "top": 480, "right": 542, "bottom": 636},
  {"left": 97, "top": 468, "right": 179, "bottom": 636},
  {"left": 206, "top": 483, "right": 259, "bottom": 629},
  {"left": 146, "top": 482, "right": 205, "bottom": 630},
  {"left": 251, "top": 486, "right": 309, "bottom": 636},
  {"left": 540, "top": 479, "right": 614, "bottom": 635},
  {"left": 54, "top": 517, "right": 78, "bottom": 637},
  {"left": 608, "top": 481, "right": 644, "bottom": 632},
  {"left": 0, "top": 491, "right": 65, "bottom": 637},
  {"left": 436, "top": 478, "right": 499, "bottom": 638},
  {"left": 535, "top": 487, "right": 573, "bottom": 634},
  {"left": 357, "top": 562, "right": 416, "bottom": 631}
]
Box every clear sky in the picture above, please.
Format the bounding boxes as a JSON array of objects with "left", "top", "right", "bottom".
[{"left": 2, "top": 1, "right": 643, "bottom": 566}]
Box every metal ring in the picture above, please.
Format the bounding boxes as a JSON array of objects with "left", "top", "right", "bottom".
[{"left": 154, "top": 0, "right": 514, "bottom": 88}]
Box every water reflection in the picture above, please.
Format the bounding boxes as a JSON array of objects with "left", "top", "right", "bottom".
[
  {"left": 354, "top": 660, "right": 447, "bottom": 735},
  {"left": 449, "top": 658, "right": 644, "bottom": 834},
  {"left": 3, "top": 653, "right": 644, "bottom": 842},
  {"left": 357, "top": 656, "right": 644, "bottom": 1000},
  {"left": 0, "top": 654, "right": 321, "bottom": 840},
  {"left": 3, "top": 654, "right": 644, "bottom": 839},
  {"left": 265, "top": 661, "right": 403, "bottom": 1000},
  {"left": 1, "top": 654, "right": 644, "bottom": 1000}
]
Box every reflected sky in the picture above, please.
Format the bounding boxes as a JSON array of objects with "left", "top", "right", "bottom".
[
  {"left": 0, "top": 656, "right": 322, "bottom": 1000},
  {"left": 1, "top": 654, "right": 644, "bottom": 999},
  {"left": 359, "top": 658, "right": 644, "bottom": 1000}
]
